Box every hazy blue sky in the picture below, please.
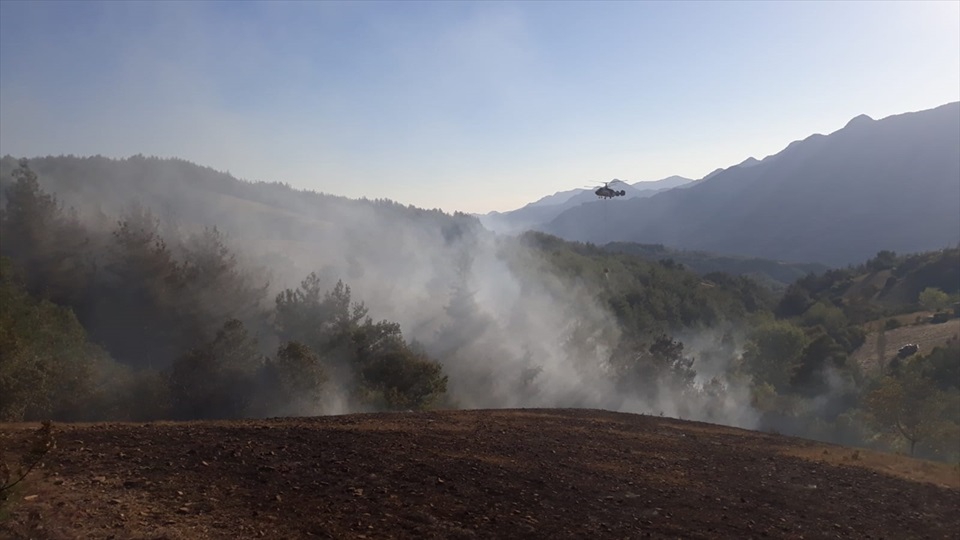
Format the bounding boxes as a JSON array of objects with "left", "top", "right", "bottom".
[{"left": 1, "top": 1, "right": 958, "bottom": 213}]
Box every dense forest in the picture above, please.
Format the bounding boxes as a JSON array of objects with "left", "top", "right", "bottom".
[
  {"left": 602, "top": 242, "right": 829, "bottom": 290},
  {"left": 1, "top": 157, "right": 958, "bottom": 462}
]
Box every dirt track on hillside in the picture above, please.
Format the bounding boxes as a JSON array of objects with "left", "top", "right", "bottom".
[
  {"left": 2, "top": 409, "right": 958, "bottom": 539},
  {"left": 851, "top": 319, "right": 959, "bottom": 373}
]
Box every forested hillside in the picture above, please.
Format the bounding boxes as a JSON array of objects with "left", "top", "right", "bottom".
[
  {"left": 776, "top": 249, "right": 960, "bottom": 323},
  {"left": 1, "top": 157, "right": 957, "bottom": 462},
  {"left": 602, "top": 241, "right": 828, "bottom": 289}
]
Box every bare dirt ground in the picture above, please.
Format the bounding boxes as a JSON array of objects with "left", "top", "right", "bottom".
[{"left": 2, "top": 409, "right": 958, "bottom": 539}]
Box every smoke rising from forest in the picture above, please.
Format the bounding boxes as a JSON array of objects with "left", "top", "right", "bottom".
[
  {"left": 0, "top": 155, "right": 770, "bottom": 430},
  {"left": 5, "top": 155, "right": 960, "bottom": 463},
  {"left": 216, "top": 182, "right": 762, "bottom": 427}
]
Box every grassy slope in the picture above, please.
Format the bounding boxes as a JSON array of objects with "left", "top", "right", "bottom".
[{"left": 850, "top": 317, "right": 960, "bottom": 372}]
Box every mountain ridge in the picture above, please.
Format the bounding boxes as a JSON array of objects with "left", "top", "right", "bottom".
[
  {"left": 479, "top": 175, "right": 695, "bottom": 234},
  {"left": 541, "top": 102, "right": 960, "bottom": 266}
]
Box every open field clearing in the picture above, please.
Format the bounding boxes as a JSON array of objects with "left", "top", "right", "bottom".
[{"left": 850, "top": 319, "right": 959, "bottom": 372}]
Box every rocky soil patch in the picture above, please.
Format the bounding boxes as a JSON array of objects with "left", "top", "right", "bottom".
[{"left": 2, "top": 409, "right": 958, "bottom": 539}]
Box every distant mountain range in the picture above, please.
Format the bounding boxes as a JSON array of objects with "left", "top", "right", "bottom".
[
  {"left": 479, "top": 176, "right": 695, "bottom": 234},
  {"left": 536, "top": 102, "right": 960, "bottom": 266},
  {"left": 3, "top": 103, "right": 956, "bottom": 277}
]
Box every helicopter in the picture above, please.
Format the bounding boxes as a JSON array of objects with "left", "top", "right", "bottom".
[{"left": 588, "top": 179, "right": 627, "bottom": 199}]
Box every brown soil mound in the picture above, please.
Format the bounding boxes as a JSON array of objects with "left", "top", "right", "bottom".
[{"left": 2, "top": 409, "right": 958, "bottom": 539}]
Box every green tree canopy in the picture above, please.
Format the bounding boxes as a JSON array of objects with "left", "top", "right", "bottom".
[
  {"left": 168, "top": 318, "right": 263, "bottom": 420},
  {"left": 741, "top": 320, "right": 809, "bottom": 392},
  {"left": 918, "top": 287, "right": 950, "bottom": 311},
  {"left": 0, "top": 258, "right": 103, "bottom": 421},
  {"left": 866, "top": 368, "right": 958, "bottom": 458}
]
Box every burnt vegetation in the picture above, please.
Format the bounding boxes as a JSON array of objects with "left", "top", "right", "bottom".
[{"left": 1, "top": 157, "right": 958, "bottom": 463}]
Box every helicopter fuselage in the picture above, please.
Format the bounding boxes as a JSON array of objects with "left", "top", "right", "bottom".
[{"left": 595, "top": 186, "right": 626, "bottom": 199}]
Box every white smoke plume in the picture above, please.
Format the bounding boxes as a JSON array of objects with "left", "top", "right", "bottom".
[{"left": 0, "top": 156, "right": 763, "bottom": 429}]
